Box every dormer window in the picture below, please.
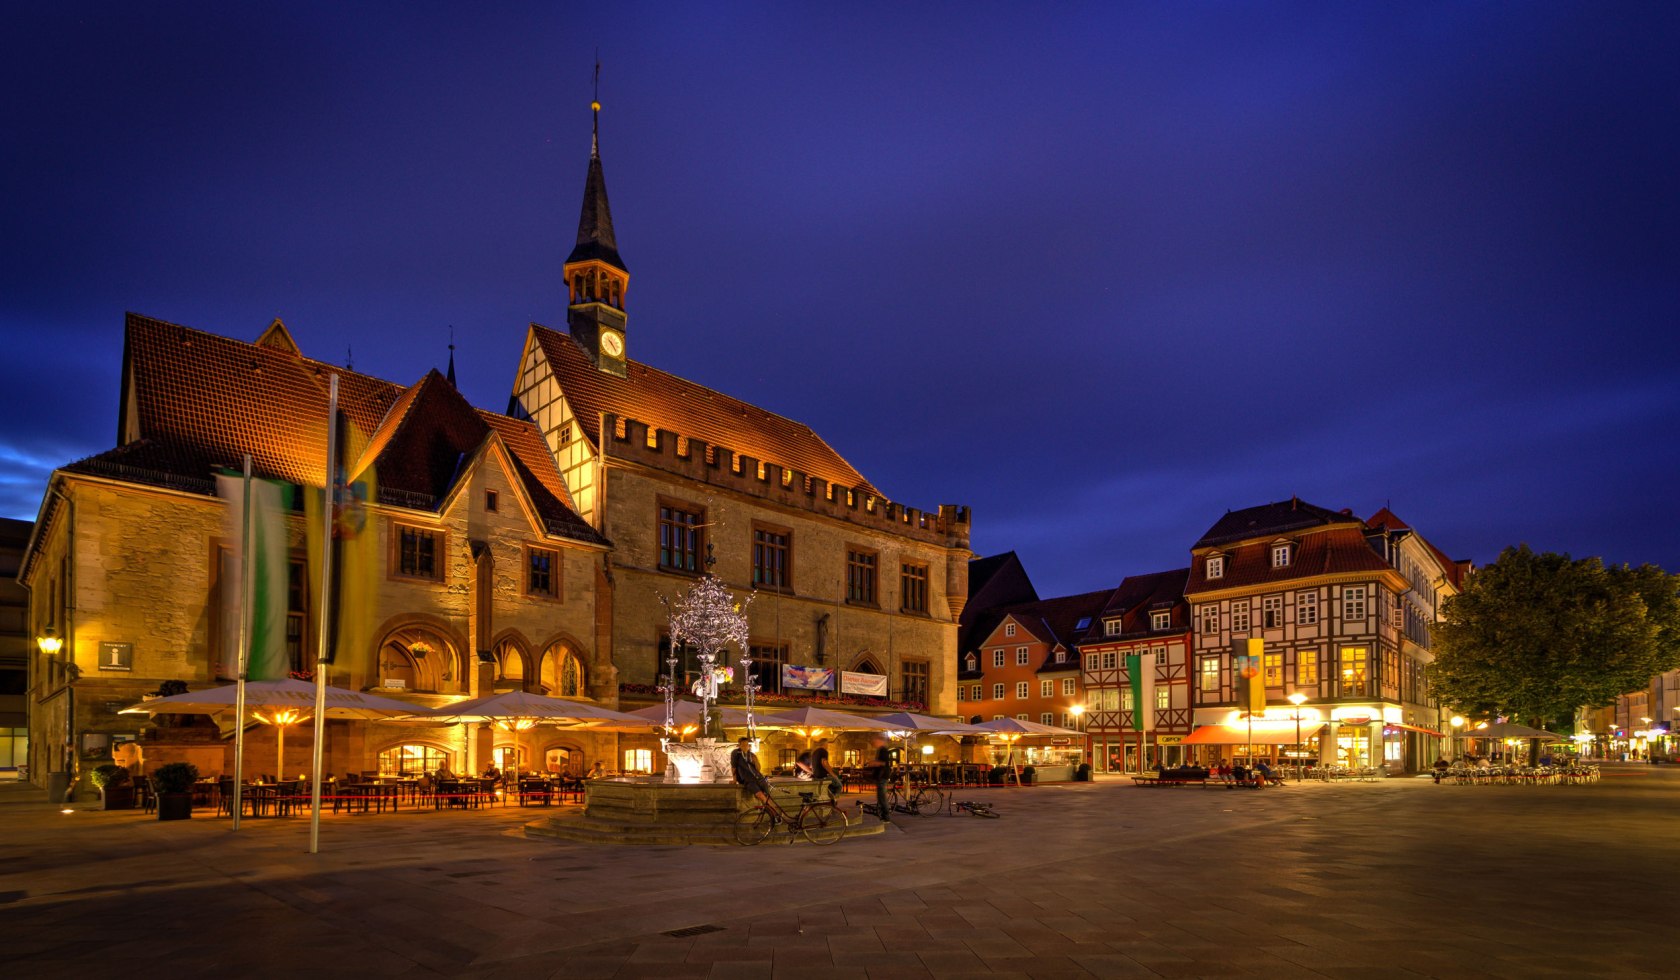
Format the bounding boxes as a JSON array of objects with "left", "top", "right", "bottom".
[
  {"left": 965, "top": 653, "right": 977, "bottom": 672},
  {"left": 1104, "top": 619, "right": 1123, "bottom": 637},
  {"left": 1055, "top": 650, "right": 1067, "bottom": 663},
  {"left": 1271, "top": 543, "right": 1292, "bottom": 568},
  {"left": 1151, "top": 610, "right": 1170, "bottom": 631},
  {"left": 1207, "top": 556, "right": 1225, "bottom": 579}
]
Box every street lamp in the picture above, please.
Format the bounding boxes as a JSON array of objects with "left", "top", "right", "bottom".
[
  {"left": 36, "top": 627, "right": 63, "bottom": 657},
  {"left": 1069, "top": 703, "right": 1088, "bottom": 773},
  {"left": 1286, "top": 692, "right": 1307, "bottom": 781},
  {"left": 1450, "top": 715, "right": 1465, "bottom": 762}
]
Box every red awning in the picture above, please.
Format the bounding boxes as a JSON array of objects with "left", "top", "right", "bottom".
[
  {"left": 1383, "top": 722, "right": 1445, "bottom": 737},
  {"left": 1182, "top": 723, "right": 1325, "bottom": 746}
]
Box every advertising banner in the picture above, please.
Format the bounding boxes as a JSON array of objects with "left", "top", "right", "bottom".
[
  {"left": 840, "top": 670, "right": 888, "bottom": 696},
  {"left": 781, "top": 665, "right": 836, "bottom": 691}
]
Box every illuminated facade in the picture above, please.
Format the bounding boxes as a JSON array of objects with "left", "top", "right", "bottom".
[
  {"left": 18, "top": 317, "right": 614, "bottom": 791},
  {"left": 1184, "top": 499, "right": 1463, "bottom": 772},
  {"left": 957, "top": 590, "right": 1109, "bottom": 775},
  {"left": 508, "top": 109, "right": 972, "bottom": 743},
  {"left": 1076, "top": 568, "right": 1192, "bottom": 774}
]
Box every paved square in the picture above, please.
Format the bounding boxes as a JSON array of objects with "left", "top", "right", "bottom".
[{"left": 3, "top": 766, "right": 1674, "bottom": 977}]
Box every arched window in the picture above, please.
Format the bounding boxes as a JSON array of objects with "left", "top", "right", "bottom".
[
  {"left": 852, "top": 655, "right": 882, "bottom": 675},
  {"left": 492, "top": 744, "right": 527, "bottom": 772},
  {"left": 544, "top": 746, "right": 580, "bottom": 774},
  {"left": 538, "top": 642, "right": 587, "bottom": 698}
]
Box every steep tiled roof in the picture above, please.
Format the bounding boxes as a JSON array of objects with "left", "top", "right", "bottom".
[
  {"left": 533, "top": 325, "right": 877, "bottom": 494},
  {"left": 1080, "top": 568, "right": 1190, "bottom": 644},
  {"left": 964, "top": 589, "right": 1114, "bottom": 672},
  {"left": 101, "top": 313, "right": 603, "bottom": 546},
  {"left": 1368, "top": 507, "right": 1465, "bottom": 589},
  {"left": 1186, "top": 525, "right": 1390, "bottom": 595},
  {"left": 1194, "top": 498, "right": 1355, "bottom": 549}
]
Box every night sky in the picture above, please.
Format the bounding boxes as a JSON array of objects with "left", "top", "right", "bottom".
[{"left": 3, "top": 3, "right": 1676, "bottom": 597}]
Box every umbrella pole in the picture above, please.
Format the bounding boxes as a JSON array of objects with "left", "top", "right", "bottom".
[
  {"left": 277, "top": 725, "right": 285, "bottom": 782},
  {"left": 307, "top": 374, "right": 338, "bottom": 855}
]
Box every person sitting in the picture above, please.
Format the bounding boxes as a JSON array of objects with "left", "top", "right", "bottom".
[
  {"left": 1254, "top": 760, "right": 1274, "bottom": 783},
  {"left": 482, "top": 763, "right": 502, "bottom": 782},
  {"left": 434, "top": 762, "right": 455, "bottom": 781},
  {"left": 1432, "top": 758, "right": 1450, "bottom": 784},
  {"left": 794, "top": 750, "right": 814, "bottom": 778},
  {"left": 730, "top": 737, "right": 782, "bottom": 818},
  {"left": 585, "top": 761, "right": 605, "bottom": 779}
]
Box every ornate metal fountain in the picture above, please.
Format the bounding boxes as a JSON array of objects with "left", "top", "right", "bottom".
[{"left": 660, "top": 559, "right": 755, "bottom": 782}]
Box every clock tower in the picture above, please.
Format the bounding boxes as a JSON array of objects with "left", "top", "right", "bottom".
[{"left": 563, "top": 97, "right": 629, "bottom": 378}]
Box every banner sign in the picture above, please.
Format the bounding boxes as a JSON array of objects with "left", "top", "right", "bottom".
[
  {"left": 781, "top": 665, "right": 836, "bottom": 691},
  {"left": 1235, "top": 638, "right": 1266, "bottom": 714},
  {"left": 840, "top": 670, "right": 888, "bottom": 696}
]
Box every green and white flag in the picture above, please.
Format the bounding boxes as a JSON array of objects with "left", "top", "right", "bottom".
[
  {"left": 216, "top": 471, "right": 293, "bottom": 681},
  {"left": 1125, "top": 653, "right": 1155, "bottom": 732}
]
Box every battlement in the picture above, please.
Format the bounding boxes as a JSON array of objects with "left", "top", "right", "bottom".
[{"left": 600, "top": 413, "right": 971, "bottom": 548}]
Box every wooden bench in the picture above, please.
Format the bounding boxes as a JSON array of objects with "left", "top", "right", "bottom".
[{"left": 1130, "top": 771, "right": 1210, "bottom": 787}]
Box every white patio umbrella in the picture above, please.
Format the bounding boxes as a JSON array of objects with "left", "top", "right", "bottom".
[
  {"left": 120, "top": 678, "right": 419, "bottom": 779},
  {"left": 870, "top": 711, "right": 991, "bottom": 734},
  {"left": 756, "top": 705, "right": 899, "bottom": 732},
  {"left": 418, "top": 691, "right": 653, "bottom": 727},
  {"left": 971, "top": 717, "right": 1083, "bottom": 778},
  {"left": 972, "top": 717, "right": 1082, "bottom": 736}
]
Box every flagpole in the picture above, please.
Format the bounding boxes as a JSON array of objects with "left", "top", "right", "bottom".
[
  {"left": 231, "top": 454, "right": 253, "bottom": 830},
  {"left": 308, "top": 375, "right": 339, "bottom": 854}
]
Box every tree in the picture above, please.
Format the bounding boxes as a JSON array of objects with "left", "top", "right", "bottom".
[{"left": 1426, "top": 546, "right": 1680, "bottom": 729}]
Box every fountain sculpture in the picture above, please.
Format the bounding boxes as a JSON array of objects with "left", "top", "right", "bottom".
[{"left": 660, "top": 568, "right": 755, "bottom": 782}]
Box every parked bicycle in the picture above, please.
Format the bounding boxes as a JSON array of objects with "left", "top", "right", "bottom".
[
  {"left": 952, "top": 799, "right": 1000, "bottom": 818},
  {"left": 734, "top": 790, "right": 851, "bottom": 845},
  {"left": 860, "top": 770, "right": 946, "bottom": 818}
]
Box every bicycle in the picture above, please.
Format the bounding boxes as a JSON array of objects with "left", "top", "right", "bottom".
[
  {"left": 734, "top": 790, "right": 851, "bottom": 845},
  {"left": 865, "top": 771, "right": 946, "bottom": 817},
  {"left": 952, "top": 799, "right": 1000, "bottom": 818}
]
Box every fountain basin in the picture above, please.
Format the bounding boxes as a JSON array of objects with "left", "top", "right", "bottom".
[{"left": 523, "top": 777, "right": 884, "bottom": 846}]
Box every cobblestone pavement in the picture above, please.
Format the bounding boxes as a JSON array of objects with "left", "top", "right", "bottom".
[{"left": 2, "top": 765, "right": 1675, "bottom": 978}]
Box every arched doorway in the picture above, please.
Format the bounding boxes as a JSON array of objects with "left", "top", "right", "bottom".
[
  {"left": 377, "top": 625, "right": 463, "bottom": 694},
  {"left": 541, "top": 741, "right": 584, "bottom": 775},
  {"left": 537, "top": 641, "right": 587, "bottom": 698}
]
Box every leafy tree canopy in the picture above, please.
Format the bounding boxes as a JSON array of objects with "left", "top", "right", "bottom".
[{"left": 1426, "top": 546, "right": 1680, "bottom": 727}]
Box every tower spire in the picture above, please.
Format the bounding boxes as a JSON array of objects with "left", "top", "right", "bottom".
[
  {"left": 446, "top": 326, "right": 457, "bottom": 388},
  {"left": 591, "top": 56, "right": 601, "bottom": 158},
  {"left": 564, "top": 56, "right": 629, "bottom": 378}
]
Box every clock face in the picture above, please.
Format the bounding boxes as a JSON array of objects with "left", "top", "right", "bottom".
[{"left": 601, "top": 330, "right": 624, "bottom": 358}]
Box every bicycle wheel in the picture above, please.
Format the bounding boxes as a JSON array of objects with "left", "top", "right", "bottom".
[
  {"left": 972, "top": 804, "right": 1000, "bottom": 818},
  {"left": 733, "top": 806, "right": 775, "bottom": 846},
  {"left": 911, "top": 786, "right": 945, "bottom": 816},
  {"left": 800, "top": 804, "right": 850, "bottom": 845}
]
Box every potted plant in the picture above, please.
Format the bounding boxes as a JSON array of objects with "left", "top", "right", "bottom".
[
  {"left": 92, "top": 764, "right": 135, "bottom": 810},
  {"left": 1020, "top": 765, "right": 1037, "bottom": 785},
  {"left": 151, "top": 762, "right": 200, "bottom": 821}
]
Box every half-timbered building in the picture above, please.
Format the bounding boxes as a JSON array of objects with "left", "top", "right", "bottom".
[{"left": 1076, "top": 568, "right": 1191, "bottom": 774}]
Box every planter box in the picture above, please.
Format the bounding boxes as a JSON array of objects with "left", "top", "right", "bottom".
[
  {"left": 102, "top": 785, "right": 136, "bottom": 811},
  {"left": 156, "top": 793, "right": 193, "bottom": 821}
]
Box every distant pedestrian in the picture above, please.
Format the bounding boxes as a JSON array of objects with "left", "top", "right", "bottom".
[{"left": 868, "top": 733, "right": 893, "bottom": 823}]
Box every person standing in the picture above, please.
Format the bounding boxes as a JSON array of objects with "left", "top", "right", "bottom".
[
  {"left": 811, "top": 737, "right": 841, "bottom": 800},
  {"left": 868, "top": 733, "right": 894, "bottom": 823}
]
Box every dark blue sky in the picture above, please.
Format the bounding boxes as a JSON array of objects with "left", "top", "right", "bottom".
[{"left": 3, "top": 3, "right": 1676, "bottom": 597}]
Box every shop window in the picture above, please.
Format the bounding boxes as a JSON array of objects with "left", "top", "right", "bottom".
[
  {"left": 622, "top": 749, "right": 653, "bottom": 774},
  {"left": 378, "top": 744, "right": 448, "bottom": 776}
]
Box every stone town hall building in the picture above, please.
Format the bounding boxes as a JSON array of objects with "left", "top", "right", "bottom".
[{"left": 18, "top": 107, "right": 971, "bottom": 789}]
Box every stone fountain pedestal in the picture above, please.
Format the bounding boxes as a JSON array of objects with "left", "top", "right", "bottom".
[{"left": 523, "top": 777, "right": 883, "bottom": 846}]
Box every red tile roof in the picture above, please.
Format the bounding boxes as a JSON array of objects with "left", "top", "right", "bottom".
[
  {"left": 1368, "top": 507, "right": 1464, "bottom": 589},
  {"left": 1185, "top": 525, "right": 1391, "bottom": 595},
  {"left": 77, "top": 313, "right": 603, "bottom": 545},
  {"left": 532, "top": 325, "right": 877, "bottom": 494},
  {"left": 1080, "top": 568, "right": 1190, "bottom": 644},
  {"left": 960, "top": 589, "right": 1113, "bottom": 676}
]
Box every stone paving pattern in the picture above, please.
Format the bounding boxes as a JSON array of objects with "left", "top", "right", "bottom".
[{"left": 2, "top": 766, "right": 1675, "bottom": 978}]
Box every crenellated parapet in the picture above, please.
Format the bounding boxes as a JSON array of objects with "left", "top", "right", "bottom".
[{"left": 599, "top": 413, "right": 970, "bottom": 549}]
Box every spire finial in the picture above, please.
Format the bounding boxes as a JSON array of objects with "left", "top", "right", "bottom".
[
  {"left": 590, "top": 55, "right": 601, "bottom": 158},
  {"left": 446, "top": 326, "right": 457, "bottom": 388}
]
